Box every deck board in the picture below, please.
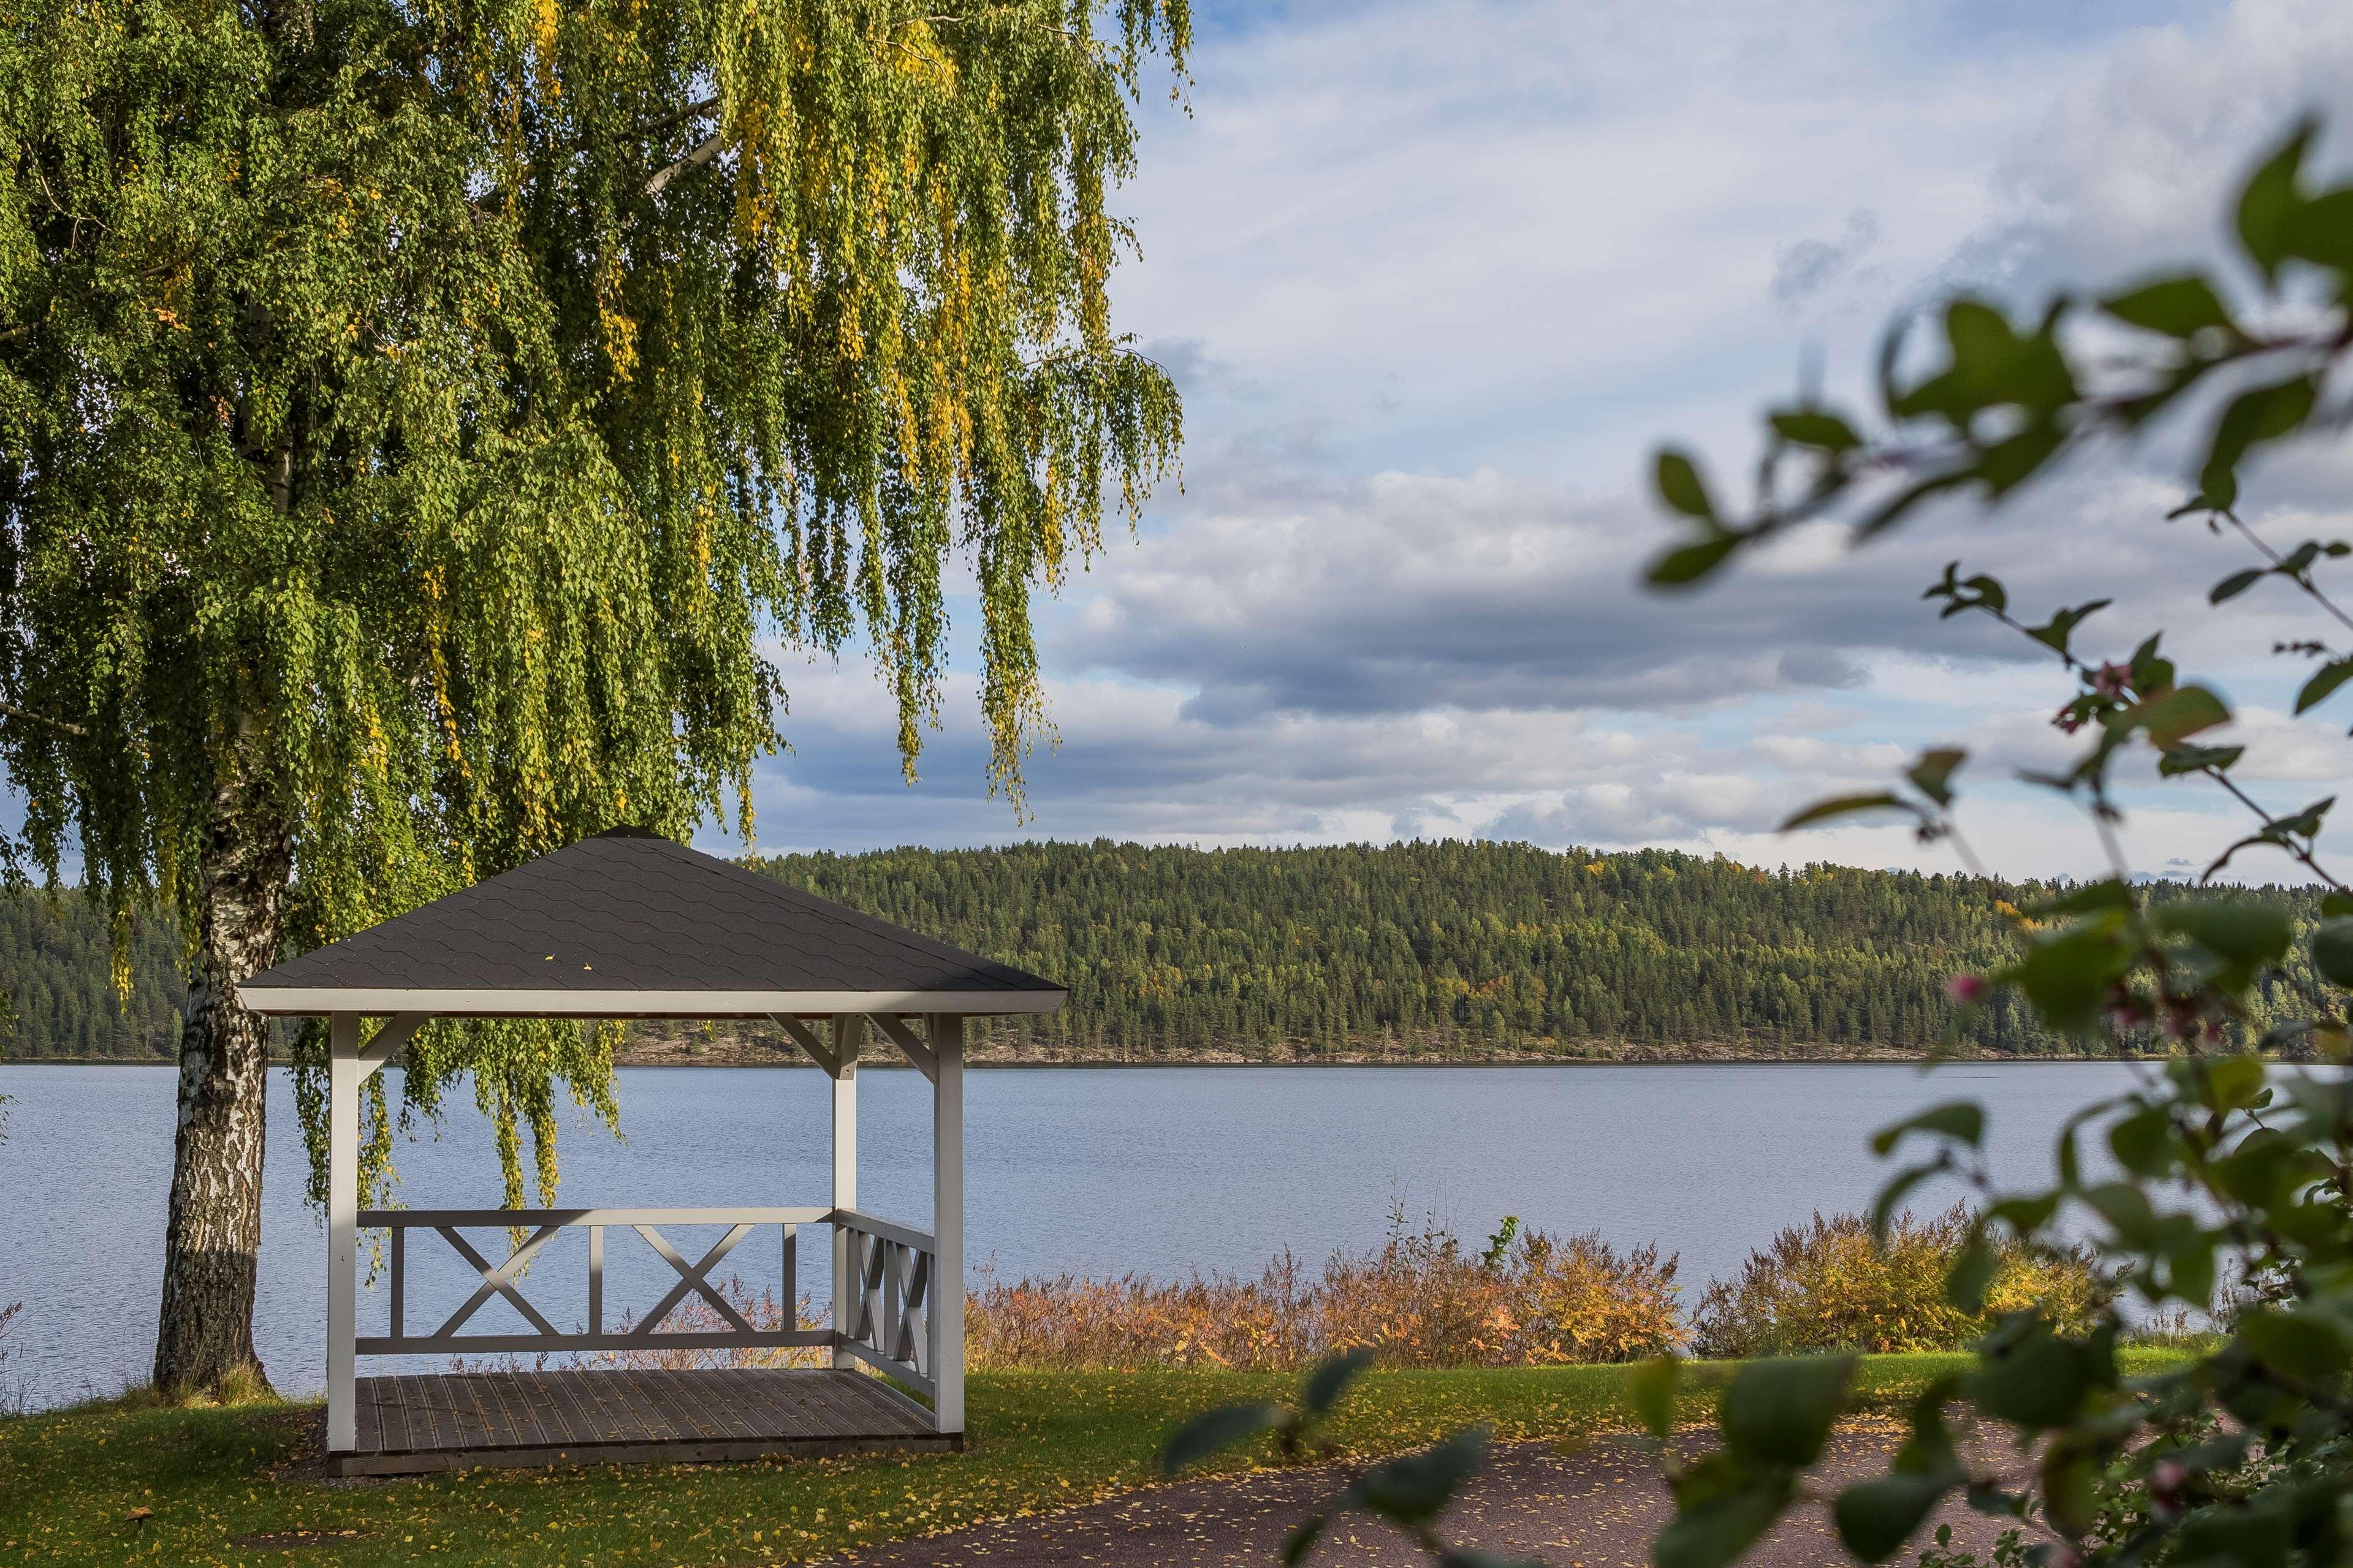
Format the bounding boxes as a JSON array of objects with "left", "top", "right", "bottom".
[{"left": 336, "top": 1368, "right": 951, "bottom": 1476}]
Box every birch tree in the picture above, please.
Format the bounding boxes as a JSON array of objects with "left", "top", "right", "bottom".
[{"left": 0, "top": 0, "right": 1185, "bottom": 1394}]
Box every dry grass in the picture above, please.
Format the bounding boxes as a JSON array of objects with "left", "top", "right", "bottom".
[
  {"left": 967, "top": 1210, "right": 1685, "bottom": 1371},
  {"left": 1692, "top": 1205, "right": 2109, "bottom": 1358}
]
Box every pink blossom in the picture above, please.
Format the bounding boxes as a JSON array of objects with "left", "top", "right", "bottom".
[
  {"left": 1946, "top": 974, "right": 1988, "bottom": 1005},
  {"left": 2091, "top": 662, "right": 2132, "bottom": 699}
]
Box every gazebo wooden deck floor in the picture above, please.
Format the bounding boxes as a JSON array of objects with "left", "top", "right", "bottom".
[{"left": 338, "top": 1368, "right": 954, "bottom": 1476}]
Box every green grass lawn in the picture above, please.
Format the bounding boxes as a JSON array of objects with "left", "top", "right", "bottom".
[{"left": 0, "top": 1354, "right": 2181, "bottom": 1568}]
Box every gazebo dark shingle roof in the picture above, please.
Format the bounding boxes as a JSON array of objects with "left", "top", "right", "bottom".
[{"left": 241, "top": 826, "right": 1060, "bottom": 1015}]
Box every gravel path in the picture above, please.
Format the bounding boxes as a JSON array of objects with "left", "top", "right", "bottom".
[{"left": 827, "top": 1423, "right": 2027, "bottom": 1568}]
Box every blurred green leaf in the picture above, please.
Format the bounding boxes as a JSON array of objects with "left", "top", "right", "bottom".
[
  {"left": 2039, "top": 1444, "right": 2101, "bottom": 1539},
  {"left": 1721, "top": 1356, "right": 1855, "bottom": 1468},
  {"left": 2108, "top": 1107, "right": 2174, "bottom": 1176},
  {"left": 2027, "top": 880, "right": 2134, "bottom": 917},
  {"left": 2082, "top": 1180, "right": 2159, "bottom": 1247},
  {"left": 1905, "top": 748, "right": 1966, "bottom": 808},
  {"left": 2295, "top": 658, "right": 2353, "bottom": 716},
  {"left": 1629, "top": 1355, "right": 1681, "bottom": 1439},
  {"left": 1872, "top": 1163, "right": 1942, "bottom": 1242},
  {"left": 2101, "top": 274, "right": 2235, "bottom": 338},
  {"left": 2280, "top": 187, "right": 2353, "bottom": 270},
  {"left": 1968, "top": 1326, "right": 2089, "bottom": 1430},
  {"left": 2159, "top": 742, "right": 2244, "bottom": 778},
  {"left": 1655, "top": 450, "right": 1716, "bottom": 519},
  {"left": 1648, "top": 534, "right": 1739, "bottom": 588},
  {"left": 2025, "top": 599, "right": 2110, "bottom": 656},
  {"left": 1354, "top": 1427, "right": 1489, "bottom": 1528},
  {"left": 1160, "top": 1403, "right": 1280, "bottom": 1473},
  {"left": 1302, "top": 1346, "right": 1375, "bottom": 1417},
  {"left": 2115, "top": 684, "right": 2231, "bottom": 746},
  {"left": 2311, "top": 918, "right": 2353, "bottom": 988},
  {"left": 1780, "top": 792, "right": 1913, "bottom": 832},
  {"left": 1770, "top": 410, "right": 1862, "bottom": 452},
  {"left": 1834, "top": 1473, "right": 1953, "bottom": 1563},
  {"left": 1654, "top": 1483, "right": 1792, "bottom": 1568},
  {"left": 2200, "top": 375, "right": 2318, "bottom": 506},
  {"left": 2014, "top": 922, "right": 2134, "bottom": 1033},
  {"left": 1857, "top": 471, "right": 1969, "bottom": 539},
  {"left": 2239, "top": 1309, "right": 2352, "bottom": 1382},
  {"left": 1944, "top": 1237, "right": 1998, "bottom": 1312},
  {"left": 2238, "top": 118, "right": 2316, "bottom": 281},
  {"left": 1872, "top": 1100, "right": 1986, "bottom": 1155},
  {"left": 2210, "top": 567, "right": 2267, "bottom": 604},
  {"left": 2158, "top": 900, "right": 2293, "bottom": 964}
]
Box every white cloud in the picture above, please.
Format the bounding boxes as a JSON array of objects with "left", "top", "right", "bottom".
[{"left": 737, "top": 0, "right": 2353, "bottom": 887}]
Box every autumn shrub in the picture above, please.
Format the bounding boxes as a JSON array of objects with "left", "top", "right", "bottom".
[
  {"left": 1690, "top": 1204, "right": 2108, "bottom": 1358},
  {"left": 967, "top": 1210, "right": 1685, "bottom": 1371}
]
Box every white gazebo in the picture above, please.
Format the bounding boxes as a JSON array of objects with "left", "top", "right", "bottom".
[{"left": 240, "top": 826, "right": 1063, "bottom": 1476}]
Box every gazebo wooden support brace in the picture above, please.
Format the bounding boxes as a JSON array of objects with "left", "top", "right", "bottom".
[{"left": 865, "top": 1013, "right": 937, "bottom": 1082}]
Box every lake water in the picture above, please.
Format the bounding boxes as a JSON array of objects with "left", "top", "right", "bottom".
[{"left": 0, "top": 1060, "right": 2147, "bottom": 1409}]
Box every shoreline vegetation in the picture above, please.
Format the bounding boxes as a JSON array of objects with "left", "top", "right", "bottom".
[{"left": 0, "top": 838, "right": 2323, "bottom": 1066}]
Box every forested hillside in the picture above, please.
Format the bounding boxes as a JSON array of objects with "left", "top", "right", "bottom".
[
  {"left": 1, "top": 840, "right": 2320, "bottom": 1062},
  {"left": 0, "top": 892, "right": 184, "bottom": 1058},
  {"left": 760, "top": 840, "right": 2320, "bottom": 1061}
]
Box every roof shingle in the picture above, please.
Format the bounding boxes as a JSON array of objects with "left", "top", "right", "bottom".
[{"left": 240, "top": 827, "right": 1061, "bottom": 1015}]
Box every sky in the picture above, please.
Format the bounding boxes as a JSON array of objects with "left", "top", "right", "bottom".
[{"left": 734, "top": 0, "right": 2353, "bottom": 886}]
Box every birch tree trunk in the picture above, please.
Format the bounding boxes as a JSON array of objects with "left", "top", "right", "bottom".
[{"left": 151, "top": 734, "right": 291, "bottom": 1395}]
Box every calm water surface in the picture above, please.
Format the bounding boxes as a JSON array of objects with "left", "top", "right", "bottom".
[{"left": 0, "top": 1061, "right": 2146, "bottom": 1407}]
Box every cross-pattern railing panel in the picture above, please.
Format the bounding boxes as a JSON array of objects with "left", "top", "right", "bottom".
[
  {"left": 831, "top": 1210, "right": 938, "bottom": 1399},
  {"left": 355, "top": 1206, "right": 836, "bottom": 1357}
]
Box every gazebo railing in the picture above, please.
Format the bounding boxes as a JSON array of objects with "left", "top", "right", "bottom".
[
  {"left": 834, "top": 1209, "right": 936, "bottom": 1398},
  {"left": 354, "top": 1205, "right": 924, "bottom": 1359}
]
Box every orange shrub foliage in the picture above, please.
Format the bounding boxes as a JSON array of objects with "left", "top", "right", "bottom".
[
  {"left": 966, "top": 1212, "right": 1685, "bottom": 1371},
  {"left": 1691, "top": 1205, "right": 2108, "bottom": 1358}
]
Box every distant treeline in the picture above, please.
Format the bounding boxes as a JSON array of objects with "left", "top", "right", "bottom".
[
  {"left": 2, "top": 839, "right": 2324, "bottom": 1062},
  {"left": 759, "top": 839, "right": 2324, "bottom": 1060}
]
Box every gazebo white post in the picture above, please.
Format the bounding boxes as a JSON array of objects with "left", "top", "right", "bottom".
[
  {"left": 830, "top": 1014, "right": 863, "bottom": 1371},
  {"left": 327, "top": 1012, "right": 360, "bottom": 1454},
  {"left": 928, "top": 1013, "right": 965, "bottom": 1436}
]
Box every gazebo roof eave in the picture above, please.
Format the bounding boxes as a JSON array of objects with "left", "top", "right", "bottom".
[{"left": 237, "top": 985, "right": 1066, "bottom": 1019}]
